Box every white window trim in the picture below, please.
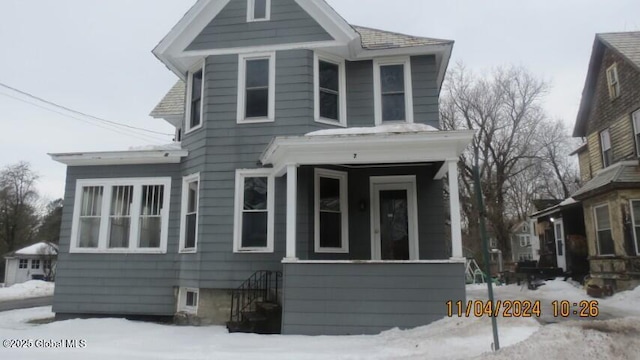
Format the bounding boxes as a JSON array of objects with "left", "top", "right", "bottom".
[
  {"left": 31, "top": 259, "right": 40, "bottom": 269},
  {"left": 606, "top": 63, "right": 620, "bottom": 100},
  {"left": 185, "top": 61, "right": 205, "bottom": 134},
  {"left": 233, "top": 169, "right": 275, "bottom": 253},
  {"left": 179, "top": 173, "right": 201, "bottom": 254},
  {"left": 600, "top": 129, "right": 612, "bottom": 167},
  {"left": 247, "top": 0, "right": 271, "bottom": 22},
  {"left": 314, "top": 52, "right": 347, "bottom": 127},
  {"left": 18, "top": 259, "right": 28, "bottom": 269},
  {"left": 70, "top": 178, "right": 171, "bottom": 254},
  {"left": 177, "top": 287, "right": 199, "bottom": 314},
  {"left": 630, "top": 200, "right": 640, "bottom": 256},
  {"left": 373, "top": 56, "right": 414, "bottom": 125},
  {"left": 237, "top": 52, "right": 276, "bottom": 124},
  {"left": 633, "top": 109, "right": 640, "bottom": 157},
  {"left": 314, "top": 168, "right": 349, "bottom": 253},
  {"left": 593, "top": 203, "right": 615, "bottom": 256}
]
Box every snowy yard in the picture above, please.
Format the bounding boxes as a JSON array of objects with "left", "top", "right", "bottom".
[
  {"left": 0, "top": 279, "right": 639, "bottom": 359},
  {"left": 0, "top": 281, "right": 54, "bottom": 301},
  {"left": 0, "top": 280, "right": 55, "bottom": 301}
]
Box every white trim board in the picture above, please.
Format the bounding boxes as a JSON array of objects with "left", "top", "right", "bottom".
[{"left": 49, "top": 149, "right": 188, "bottom": 166}]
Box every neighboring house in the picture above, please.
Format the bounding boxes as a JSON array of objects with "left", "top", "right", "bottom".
[
  {"left": 49, "top": 0, "right": 473, "bottom": 335},
  {"left": 510, "top": 220, "right": 540, "bottom": 263},
  {"left": 3, "top": 242, "right": 58, "bottom": 287},
  {"left": 571, "top": 31, "right": 640, "bottom": 291}
]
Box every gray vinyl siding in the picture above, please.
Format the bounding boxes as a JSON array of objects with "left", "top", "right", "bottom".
[
  {"left": 282, "top": 262, "right": 466, "bottom": 335},
  {"left": 302, "top": 164, "right": 447, "bottom": 261},
  {"left": 346, "top": 60, "right": 375, "bottom": 127},
  {"left": 53, "top": 164, "right": 181, "bottom": 316},
  {"left": 411, "top": 55, "right": 440, "bottom": 128},
  {"left": 187, "top": 0, "right": 333, "bottom": 51}
]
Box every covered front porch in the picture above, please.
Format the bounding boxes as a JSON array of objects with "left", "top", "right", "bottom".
[{"left": 260, "top": 126, "right": 474, "bottom": 335}]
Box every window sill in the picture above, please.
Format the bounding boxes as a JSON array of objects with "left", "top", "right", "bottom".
[
  {"left": 237, "top": 117, "right": 274, "bottom": 124},
  {"left": 315, "top": 248, "right": 349, "bottom": 254},
  {"left": 235, "top": 248, "right": 273, "bottom": 254},
  {"left": 179, "top": 248, "right": 198, "bottom": 254},
  {"left": 315, "top": 118, "right": 346, "bottom": 127},
  {"left": 184, "top": 124, "right": 203, "bottom": 135}
]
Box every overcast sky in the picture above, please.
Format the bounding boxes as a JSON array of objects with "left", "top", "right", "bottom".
[{"left": 1, "top": 0, "right": 639, "bottom": 201}]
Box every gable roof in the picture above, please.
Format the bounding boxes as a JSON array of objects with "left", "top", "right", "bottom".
[
  {"left": 149, "top": 81, "right": 185, "bottom": 124},
  {"left": 4, "top": 242, "right": 58, "bottom": 259},
  {"left": 352, "top": 25, "right": 453, "bottom": 50},
  {"left": 573, "top": 31, "right": 640, "bottom": 137}
]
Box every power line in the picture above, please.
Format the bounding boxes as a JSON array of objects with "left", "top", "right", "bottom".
[
  {"left": 0, "top": 91, "right": 168, "bottom": 144},
  {"left": 0, "top": 82, "right": 174, "bottom": 137}
]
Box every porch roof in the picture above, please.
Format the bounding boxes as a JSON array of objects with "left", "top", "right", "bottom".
[{"left": 260, "top": 127, "right": 475, "bottom": 176}]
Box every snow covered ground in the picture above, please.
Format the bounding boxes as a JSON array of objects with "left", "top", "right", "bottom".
[
  {"left": 0, "top": 279, "right": 638, "bottom": 359},
  {"left": 0, "top": 281, "right": 54, "bottom": 301}
]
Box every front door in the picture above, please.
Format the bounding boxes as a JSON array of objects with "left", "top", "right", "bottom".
[
  {"left": 554, "top": 219, "right": 567, "bottom": 271},
  {"left": 371, "top": 176, "right": 418, "bottom": 260}
]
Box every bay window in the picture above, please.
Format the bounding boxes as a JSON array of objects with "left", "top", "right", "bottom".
[{"left": 237, "top": 53, "right": 275, "bottom": 123}]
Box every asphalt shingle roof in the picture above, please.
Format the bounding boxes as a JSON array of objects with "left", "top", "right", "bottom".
[
  {"left": 598, "top": 31, "right": 640, "bottom": 70},
  {"left": 572, "top": 162, "right": 640, "bottom": 199},
  {"left": 351, "top": 25, "right": 452, "bottom": 50},
  {"left": 149, "top": 81, "right": 185, "bottom": 118}
]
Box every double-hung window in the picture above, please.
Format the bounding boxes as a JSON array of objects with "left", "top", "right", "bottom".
[
  {"left": 19, "top": 259, "right": 28, "bottom": 269},
  {"left": 180, "top": 174, "right": 200, "bottom": 253},
  {"left": 594, "top": 204, "right": 615, "bottom": 255},
  {"left": 314, "top": 169, "right": 349, "bottom": 253},
  {"left": 600, "top": 129, "right": 612, "bottom": 168},
  {"left": 247, "top": 0, "right": 270, "bottom": 22},
  {"left": 633, "top": 110, "right": 640, "bottom": 157},
  {"left": 606, "top": 63, "right": 620, "bottom": 100},
  {"left": 185, "top": 64, "right": 204, "bottom": 133},
  {"left": 314, "top": 53, "right": 346, "bottom": 126},
  {"left": 237, "top": 53, "right": 275, "bottom": 123},
  {"left": 234, "top": 169, "right": 274, "bottom": 252},
  {"left": 374, "top": 57, "right": 413, "bottom": 124},
  {"left": 71, "top": 178, "right": 171, "bottom": 253},
  {"left": 31, "top": 260, "right": 40, "bottom": 269},
  {"left": 631, "top": 200, "right": 640, "bottom": 256}
]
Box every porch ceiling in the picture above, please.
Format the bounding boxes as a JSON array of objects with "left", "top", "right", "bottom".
[{"left": 260, "top": 130, "right": 475, "bottom": 176}]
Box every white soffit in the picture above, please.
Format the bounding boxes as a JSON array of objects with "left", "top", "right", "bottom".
[
  {"left": 261, "top": 130, "right": 475, "bottom": 176},
  {"left": 49, "top": 149, "right": 189, "bottom": 166}
]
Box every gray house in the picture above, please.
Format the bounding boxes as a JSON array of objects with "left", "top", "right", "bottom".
[{"left": 50, "top": 0, "right": 473, "bottom": 335}]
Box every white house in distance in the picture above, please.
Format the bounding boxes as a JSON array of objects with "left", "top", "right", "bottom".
[
  {"left": 510, "top": 219, "right": 541, "bottom": 262},
  {"left": 3, "top": 242, "right": 58, "bottom": 287}
]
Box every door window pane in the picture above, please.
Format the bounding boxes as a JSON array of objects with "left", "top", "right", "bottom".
[{"left": 379, "top": 190, "right": 409, "bottom": 260}]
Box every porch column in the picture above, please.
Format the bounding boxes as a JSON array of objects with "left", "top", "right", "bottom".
[
  {"left": 448, "top": 160, "right": 464, "bottom": 259},
  {"left": 286, "top": 164, "right": 298, "bottom": 259}
]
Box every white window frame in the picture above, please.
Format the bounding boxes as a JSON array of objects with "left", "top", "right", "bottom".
[
  {"left": 177, "top": 287, "right": 199, "bottom": 314},
  {"left": 247, "top": 0, "right": 271, "bottom": 22},
  {"left": 31, "top": 259, "right": 40, "bottom": 269},
  {"left": 633, "top": 109, "right": 640, "bottom": 157},
  {"left": 314, "top": 52, "right": 347, "bottom": 127},
  {"left": 593, "top": 203, "right": 615, "bottom": 256},
  {"left": 630, "top": 200, "right": 640, "bottom": 256},
  {"left": 373, "top": 56, "right": 414, "bottom": 125},
  {"left": 185, "top": 61, "right": 205, "bottom": 134},
  {"left": 237, "top": 52, "right": 276, "bottom": 124},
  {"left": 18, "top": 259, "right": 28, "bottom": 269},
  {"left": 606, "top": 63, "right": 620, "bottom": 100},
  {"left": 70, "top": 178, "right": 171, "bottom": 254},
  {"left": 179, "top": 173, "right": 200, "bottom": 254},
  {"left": 314, "top": 168, "right": 349, "bottom": 253},
  {"left": 600, "top": 129, "right": 612, "bottom": 168},
  {"left": 233, "top": 169, "right": 275, "bottom": 253}
]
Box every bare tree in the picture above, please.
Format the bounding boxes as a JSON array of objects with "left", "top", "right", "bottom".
[
  {"left": 37, "top": 242, "right": 57, "bottom": 281},
  {"left": 0, "top": 162, "right": 40, "bottom": 253},
  {"left": 441, "top": 64, "right": 548, "bottom": 259}
]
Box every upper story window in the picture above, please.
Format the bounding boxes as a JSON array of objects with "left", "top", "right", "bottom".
[
  {"left": 233, "top": 169, "right": 274, "bottom": 253},
  {"left": 606, "top": 63, "right": 620, "bottom": 100},
  {"left": 314, "top": 168, "right": 349, "bottom": 253},
  {"left": 247, "top": 0, "right": 270, "bottom": 22},
  {"left": 71, "top": 178, "right": 171, "bottom": 254},
  {"left": 519, "top": 235, "right": 531, "bottom": 247},
  {"left": 237, "top": 53, "right": 275, "bottom": 123},
  {"left": 314, "top": 53, "right": 347, "bottom": 127},
  {"left": 594, "top": 204, "right": 615, "bottom": 255},
  {"left": 373, "top": 57, "right": 414, "bottom": 125},
  {"left": 186, "top": 64, "right": 204, "bottom": 133},
  {"left": 180, "top": 173, "right": 200, "bottom": 253},
  {"left": 600, "top": 129, "right": 612, "bottom": 167},
  {"left": 633, "top": 109, "right": 640, "bottom": 157}
]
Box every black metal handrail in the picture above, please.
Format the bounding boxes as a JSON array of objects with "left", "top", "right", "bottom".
[{"left": 229, "top": 270, "right": 282, "bottom": 323}]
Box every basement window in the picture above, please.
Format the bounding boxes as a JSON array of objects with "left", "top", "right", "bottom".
[{"left": 178, "top": 288, "right": 199, "bottom": 314}]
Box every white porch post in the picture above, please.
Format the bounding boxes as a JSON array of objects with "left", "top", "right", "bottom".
[
  {"left": 448, "top": 160, "right": 464, "bottom": 259},
  {"left": 286, "top": 164, "right": 298, "bottom": 259}
]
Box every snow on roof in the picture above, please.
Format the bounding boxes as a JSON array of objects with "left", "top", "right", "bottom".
[
  {"left": 14, "top": 242, "right": 58, "bottom": 256},
  {"left": 306, "top": 123, "right": 439, "bottom": 137},
  {"left": 128, "top": 143, "right": 183, "bottom": 151}
]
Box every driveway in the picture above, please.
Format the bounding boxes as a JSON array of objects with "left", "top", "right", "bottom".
[{"left": 0, "top": 296, "right": 53, "bottom": 312}]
